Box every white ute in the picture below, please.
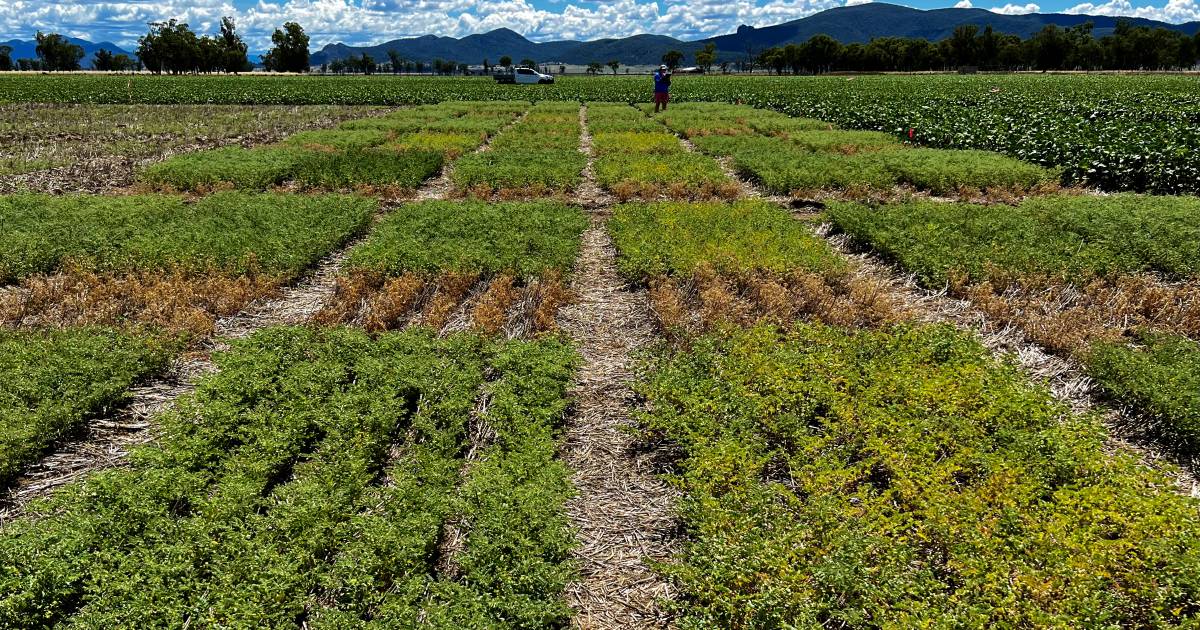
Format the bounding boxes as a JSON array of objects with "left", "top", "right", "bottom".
[{"left": 493, "top": 67, "right": 555, "bottom": 84}]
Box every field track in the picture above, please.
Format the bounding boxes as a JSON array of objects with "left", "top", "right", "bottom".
[{"left": 560, "top": 105, "right": 678, "bottom": 626}]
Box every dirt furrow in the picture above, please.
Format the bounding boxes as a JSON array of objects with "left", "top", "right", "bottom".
[{"left": 560, "top": 104, "right": 679, "bottom": 628}]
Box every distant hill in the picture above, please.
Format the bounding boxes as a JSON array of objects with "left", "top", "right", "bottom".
[
  {"left": 0, "top": 37, "right": 133, "bottom": 69},
  {"left": 706, "top": 3, "right": 1200, "bottom": 49},
  {"left": 312, "top": 3, "right": 1200, "bottom": 66}
]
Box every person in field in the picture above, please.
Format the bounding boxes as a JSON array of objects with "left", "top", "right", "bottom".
[{"left": 653, "top": 64, "right": 671, "bottom": 112}]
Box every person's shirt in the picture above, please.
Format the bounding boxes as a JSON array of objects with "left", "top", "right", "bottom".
[{"left": 653, "top": 71, "right": 671, "bottom": 93}]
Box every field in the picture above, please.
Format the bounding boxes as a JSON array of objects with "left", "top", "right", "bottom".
[
  {"left": 2, "top": 74, "right": 1198, "bottom": 193},
  {"left": 2, "top": 77, "right": 1200, "bottom": 628}
]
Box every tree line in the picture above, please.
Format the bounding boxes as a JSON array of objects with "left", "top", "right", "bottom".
[
  {"left": 0, "top": 19, "right": 310, "bottom": 73},
  {"left": 5, "top": 17, "right": 1197, "bottom": 75},
  {"left": 754, "top": 21, "right": 1200, "bottom": 73}
]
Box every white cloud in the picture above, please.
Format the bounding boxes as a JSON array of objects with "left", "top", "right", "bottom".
[
  {"left": 1064, "top": 0, "right": 1200, "bottom": 21},
  {"left": 844, "top": 0, "right": 873, "bottom": 6},
  {"left": 7, "top": 0, "right": 1198, "bottom": 54},
  {"left": 989, "top": 2, "right": 1040, "bottom": 12},
  {"left": 954, "top": 0, "right": 973, "bottom": 7},
  {"left": 0, "top": 0, "right": 848, "bottom": 50}
]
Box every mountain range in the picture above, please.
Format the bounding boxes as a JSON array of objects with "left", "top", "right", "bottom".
[
  {"left": 311, "top": 3, "right": 1200, "bottom": 66},
  {"left": 0, "top": 37, "right": 132, "bottom": 68},
  {"left": 4, "top": 4, "right": 1198, "bottom": 69}
]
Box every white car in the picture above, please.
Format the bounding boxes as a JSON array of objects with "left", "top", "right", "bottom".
[{"left": 494, "top": 67, "right": 555, "bottom": 84}]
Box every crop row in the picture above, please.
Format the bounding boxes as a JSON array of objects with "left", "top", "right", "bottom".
[
  {"left": 319, "top": 199, "right": 588, "bottom": 334},
  {"left": 650, "top": 102, "right": 1055, "bottom": 198},
  {"left": 142, "top": 101, "right": 528, "bottom": 192},
  {"left": 3, "top": 74, "right": 1194, "bottom": 193},
  {"left": 610, "top": 193, "right": 1200, "bottom": 625},
  {"left": 0, "top": 192, "right": 375, "bottom": 283},
  {"left": 451, "top": 101, "right": 585, "bottom": 197},
  {"left": 0, "top": 326, "right": 578, "bottom": 627},
  {"left": 0, "top": 328, "right": 170, "bottom": 488},
  {"left": 587, "top": 103, "right": 736, "bottom": 201},
  {"left": 828, "top": 193, "right": 1200, "bottom": 457},
  {"left": 609, "top": 199, "right": 906, "bottom": 334},
  {"left": 0, "top": 104, "right": 377, "bottom": 182},
  {"left": 637, "top": 322, "right": 1200, "bottom": 626},
  {"left": 0, "top": 192, "right": 375, "bottom": 338}
]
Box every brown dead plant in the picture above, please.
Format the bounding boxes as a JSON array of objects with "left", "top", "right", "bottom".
[{"left": 0, "top": 265, "right": 281, "bottom": 341}]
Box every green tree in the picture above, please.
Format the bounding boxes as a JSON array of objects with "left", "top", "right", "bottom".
[
  {"left": 112, "top": 54, "right": 135, "bottom": 72},
  {"left": 92, "top": 48, "right": 114, "bottom": 71},
  {"left": 499, "top": 55, "right": 512, "bottom": 69},
  {"left": 520, "top": 57, "right": 537, "bottom": 68},
  {"left": 607, "top": 59, "right": 620, "bottom": 74},
  {"left": 0, "top": 45, "right": 11, "bottom": 71},
  {"left": 586, "top": 61, "right": 602, "bottom": 75},
  {"left": 1030, "top": 24, "right": 1068, "bottom": 70},
  {"left": 35, "top": 32, "right": 84, "bottom": 71},
  {"left": 803, "top": 35, "right": 840, "bottom": 73},
  {"left": 662, "top": 49, "right": 684, "bottom": 70},
  {"left": 219, "top": 17, "right": 251, "bottom": 73},
  {"left": 949, "top": 24, "right": 980, "bottom": 66},
  {"left": 262, "top": 22, "right": 310, "bottom": 72},
  {"left": 388, "top": 49, "right": 402, "bottom": 74},
  {"left": 695, "top": 42, "right": 716, "bottom": 72},
  {"left": 137, "top": 20, "right": 200, "bottom": 74}
]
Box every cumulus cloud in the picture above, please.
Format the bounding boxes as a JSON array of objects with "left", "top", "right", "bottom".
[
  {"left": 1064, "top": 0, "right": 1200, "bottom": 21},
  {"left": 954, "top": 0, "right": 973, "bottom": 7},
  {"left": 5, "top": 0, "right": 1198, "bottom": 53},
  {"left": 0, "top": 0, "right": 849, "bottom": 50},
  {"left": 989, "top": 2, "right": 1040, "bottom": 13}
]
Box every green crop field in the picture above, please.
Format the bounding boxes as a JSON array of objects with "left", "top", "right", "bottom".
[{"left": 2, "top": 86, "right": 1200, "bottom": 628}]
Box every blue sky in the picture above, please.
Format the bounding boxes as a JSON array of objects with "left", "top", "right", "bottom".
[{"left": 3, "top": 0, "right": 1197, "bottom": 52}]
